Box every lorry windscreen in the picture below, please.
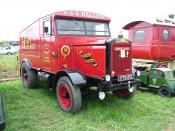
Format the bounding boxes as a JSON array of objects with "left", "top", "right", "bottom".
[
  {"left": 164, "top": 71, "right": 174, "bottom": 79},
  {"left": 56, "top": 19, "right": 110, "bottom": 36}
]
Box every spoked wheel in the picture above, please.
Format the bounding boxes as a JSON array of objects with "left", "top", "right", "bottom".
[
  {"left": 56, "top": 77, "right": 81, "bottom": 113},
  {"left": 158, "top": 87, "right": 172, "bottom": 97},
  {"left": 21, "top": 62, "right": 38, "bottom": 88},
  {"left": 113, "top": 87, "right": 135, "bottom": 99}
]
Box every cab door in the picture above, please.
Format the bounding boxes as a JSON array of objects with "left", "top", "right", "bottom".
[
  {"left": 41, "top": 18, "right": 55, "bottom": 72},
  {"left": 149, "top": 70, "right": 164, "bottom": 88}
]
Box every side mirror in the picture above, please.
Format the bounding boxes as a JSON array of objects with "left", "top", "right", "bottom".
[{"left": 44, "top": 27, "right": 48, "bottom": 34}]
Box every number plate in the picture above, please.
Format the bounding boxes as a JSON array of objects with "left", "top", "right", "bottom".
[{"left": 118, "top": 74, "right": 133, "bottom": 82}]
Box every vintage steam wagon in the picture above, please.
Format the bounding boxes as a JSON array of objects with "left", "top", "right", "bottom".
[
  {"left": 19, "top": 10, "right": 137, "bottom": 113},
  {"left": 123, "top": 18, "right": 175, "bottom": 69}
]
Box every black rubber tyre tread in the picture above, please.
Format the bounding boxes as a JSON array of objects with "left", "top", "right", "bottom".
[{"left": 158, "top": 86, "right": 172, "bottom": 97}]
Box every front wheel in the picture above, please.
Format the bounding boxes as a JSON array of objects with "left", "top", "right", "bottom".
[
  {"left": 158, "top": 86, "right": 172, "bottom": 97},
  {"left": 113, "top": 87, "right": 135, "bottom": 99},
  {"left": 56, "top": 77, "right": 82, "bottom": 113}
]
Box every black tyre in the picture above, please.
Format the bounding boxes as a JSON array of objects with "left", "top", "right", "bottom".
[
  {"left": 113, "top": 87, "right": 135, "bottom": 99},
  {"left": 158, "top": 86, "right": 172, "bottom": 97},
  {"left": 21, "top": 62, "right": 38, "bottom": 88},
  {"left": 56, "top": 77, "right": 82, "bottom": 113}
]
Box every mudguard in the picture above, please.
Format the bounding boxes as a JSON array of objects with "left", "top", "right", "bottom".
[
  {"left": 68, "top": 72, "right": 87, "bottom": 85},
  {"left": 0, "top": 92, "right": 5, "bottom": 130},
  {"left": 22, "top": 59, "right": 31, "bottom": 69},
  {"left": 56, "top": 70, "right": 87, "bottom": 86}
]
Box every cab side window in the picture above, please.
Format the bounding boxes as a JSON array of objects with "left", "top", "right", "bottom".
[
  {"left": 134, "top": 30, "right": 145, "bottom": 41},
  {"left": 150, "top": 70, "right": 161, "bottom": 77},
  {"left": 162, "top": 29, "right": 170, "bottom": 41},
  {"left": 44, "top": 20, "right": 51, "bottom": 37}
]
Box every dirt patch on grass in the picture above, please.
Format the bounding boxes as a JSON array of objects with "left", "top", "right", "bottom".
[
  {"left": 165, "top": 115, "right": 175, "bottom": 131},
  {"left": 0, "top": 71, "right": 19, "bottom": 79}
]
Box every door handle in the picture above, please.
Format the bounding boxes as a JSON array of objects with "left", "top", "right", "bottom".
[{"left": 52, "top": 52, "right": 58, "bottom": 58}]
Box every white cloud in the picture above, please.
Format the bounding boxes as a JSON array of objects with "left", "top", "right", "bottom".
[{"left": 0, "top": 0, "right": 174, "bottom": 40}]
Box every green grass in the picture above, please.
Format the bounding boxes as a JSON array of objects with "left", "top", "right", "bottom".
[
  {"left": 0, "top": 80, "right": 175, "bottom": 131},
  {"left": 0, "top": 54, "right": 19, "bottom": 72}
]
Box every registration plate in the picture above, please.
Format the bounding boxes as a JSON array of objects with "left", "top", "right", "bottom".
[{"left": 118, "top": 74, "right": 133, "bottom": 82}]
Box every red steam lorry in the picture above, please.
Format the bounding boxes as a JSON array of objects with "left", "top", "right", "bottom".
[
  {"left": 123, "top": 18, "right": 175, "bottom": 70},
  {"left": 19, "top": 10, "right": 137, "bottom": 113}
]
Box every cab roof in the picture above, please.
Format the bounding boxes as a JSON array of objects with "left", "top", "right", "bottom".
[
  {"left": 123, "top": 18, "right": 175, "bottom": 30},
  {"left": 53, "top": 10, "right": 111, "bottom": 22},
  {"left": 153, "top": 68, "right": 172, "bottom": 72}
]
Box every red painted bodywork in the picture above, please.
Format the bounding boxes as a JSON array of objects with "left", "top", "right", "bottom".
[
  {"left": 123, "top": 21, "right": 175, "bottom": 61},
  {"left": 111, "top": 44, "right": 132, "bottom": 76},
  {"left": 19, "top": 10, "right": 132, "bottom": 79}
]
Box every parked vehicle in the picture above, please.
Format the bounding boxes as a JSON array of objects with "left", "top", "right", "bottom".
[
  {"left": 138, "top": 68, "right": 175, "bottom": 97},
  {"left": 123, "top": 18, "right": 175, "bottom": 70},
  {"left": 19, "top": 10, "right": 138, "bottom": 113},
  {"left": 0, "top": 46, "right": 18, "bottom": 55},
  {"left": 10, "top": 41, "right": 19, "bottom": 46}
]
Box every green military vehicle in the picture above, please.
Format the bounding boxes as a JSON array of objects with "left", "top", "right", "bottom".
[{"left": 138, "top": 68, "right": 175, "bottom": 97}]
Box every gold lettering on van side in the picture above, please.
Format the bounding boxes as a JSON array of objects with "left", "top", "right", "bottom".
[
  {"left": 79, "top": 51, "right": 98, "bottom": 67},
  {"left": 44, "top": 57, "right": 51, "bottom": 63},
  {"left": 44, "top": 50, "right": 50, "bottom": 55},
  {"left": 22, "top": 37, "right": 35, "bottom": 50}
]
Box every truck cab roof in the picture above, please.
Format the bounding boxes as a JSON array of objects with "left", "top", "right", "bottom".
[
  {"left": 152, "top": 68, "right": 172, "bottom": 72},
  {"left": 123, "top": 18, "right": 175, "bottom": 30},
  {"left": 53, "top": 10, "right": 111, "bottom": 22}
]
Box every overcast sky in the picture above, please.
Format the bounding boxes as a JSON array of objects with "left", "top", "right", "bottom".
[{"left": 0, "top": 0, "right": 174, "bottom": 41}]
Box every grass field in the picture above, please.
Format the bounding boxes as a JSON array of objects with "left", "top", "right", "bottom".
[
  {"left": 0, "top": 80, "right": 175, "bottom": 131},
  {"left": 0, "top": 54, "right": 19, "bottom": 72},
  {"left": 0, "top": 54, "right": 19, "bottom": 79},
  {"left": 0, "top": 54, "right": 18, "bottom": 71}
]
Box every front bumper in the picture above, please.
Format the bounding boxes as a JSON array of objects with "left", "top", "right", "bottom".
[
  {"left": 111, "top": 80, "right": 139, "bottom": 90},
  {"left": 102, "top": 79, "right": 140, "bottom": 91}
]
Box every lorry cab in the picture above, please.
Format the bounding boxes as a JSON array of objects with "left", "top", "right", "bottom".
[
  {"left": 123, "top": 19, "right": 175, "bottom": 61},
  {"left": 139, "top": 68, "right": 175, "bottom": 97},
  {"left": 19, "top": 10, "right": 137, "bottom": 113}
]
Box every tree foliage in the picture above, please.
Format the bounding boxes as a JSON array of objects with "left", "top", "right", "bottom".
[{"left": 0, "top": 41, "right": 9, "bottom": 45}]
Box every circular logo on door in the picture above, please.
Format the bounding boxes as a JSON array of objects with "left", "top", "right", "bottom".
[
  {"left": 61, "top": 45, "right": 71, "bottom": 58},
  {"left": 152, "top": 78, "right": 157, "bottom": 84}
]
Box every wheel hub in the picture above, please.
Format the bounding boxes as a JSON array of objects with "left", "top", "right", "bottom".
[
  {"left": 162, "top": 90, "right": 168, "bottom": 96},
  {"left": 58, "top": 85, "right": 71, "bottom": 109},
  {"left": 63, "top": 93, "right": 69, "bottom": 99}
]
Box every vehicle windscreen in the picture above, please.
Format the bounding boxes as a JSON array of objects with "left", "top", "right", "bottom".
[
  {"left": 164, "top": 71, "right": 174, "bottom": 79},
  {"left": 56, "top": 19, "right": 110, "bottom": 36}
]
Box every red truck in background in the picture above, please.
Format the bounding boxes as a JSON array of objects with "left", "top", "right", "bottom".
[
  {"left": 123, "top": 18, "right": 175, "bottom": 70},
  {"left": 19, "top": 10, "right": 137, "bottom": 113}
]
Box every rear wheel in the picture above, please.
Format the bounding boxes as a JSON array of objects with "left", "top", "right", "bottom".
[
  {"left": 113, "top": 87, "right": 135, "bottom": 99},
  {"left": 56, "top": 77, "right": 82, "bottom": 113},
  {"left": 21, "top": 62, "right": 38, "bottom": 88},
  {"left": 158, "top": 86, "right": 172, "bottom": 97}
]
